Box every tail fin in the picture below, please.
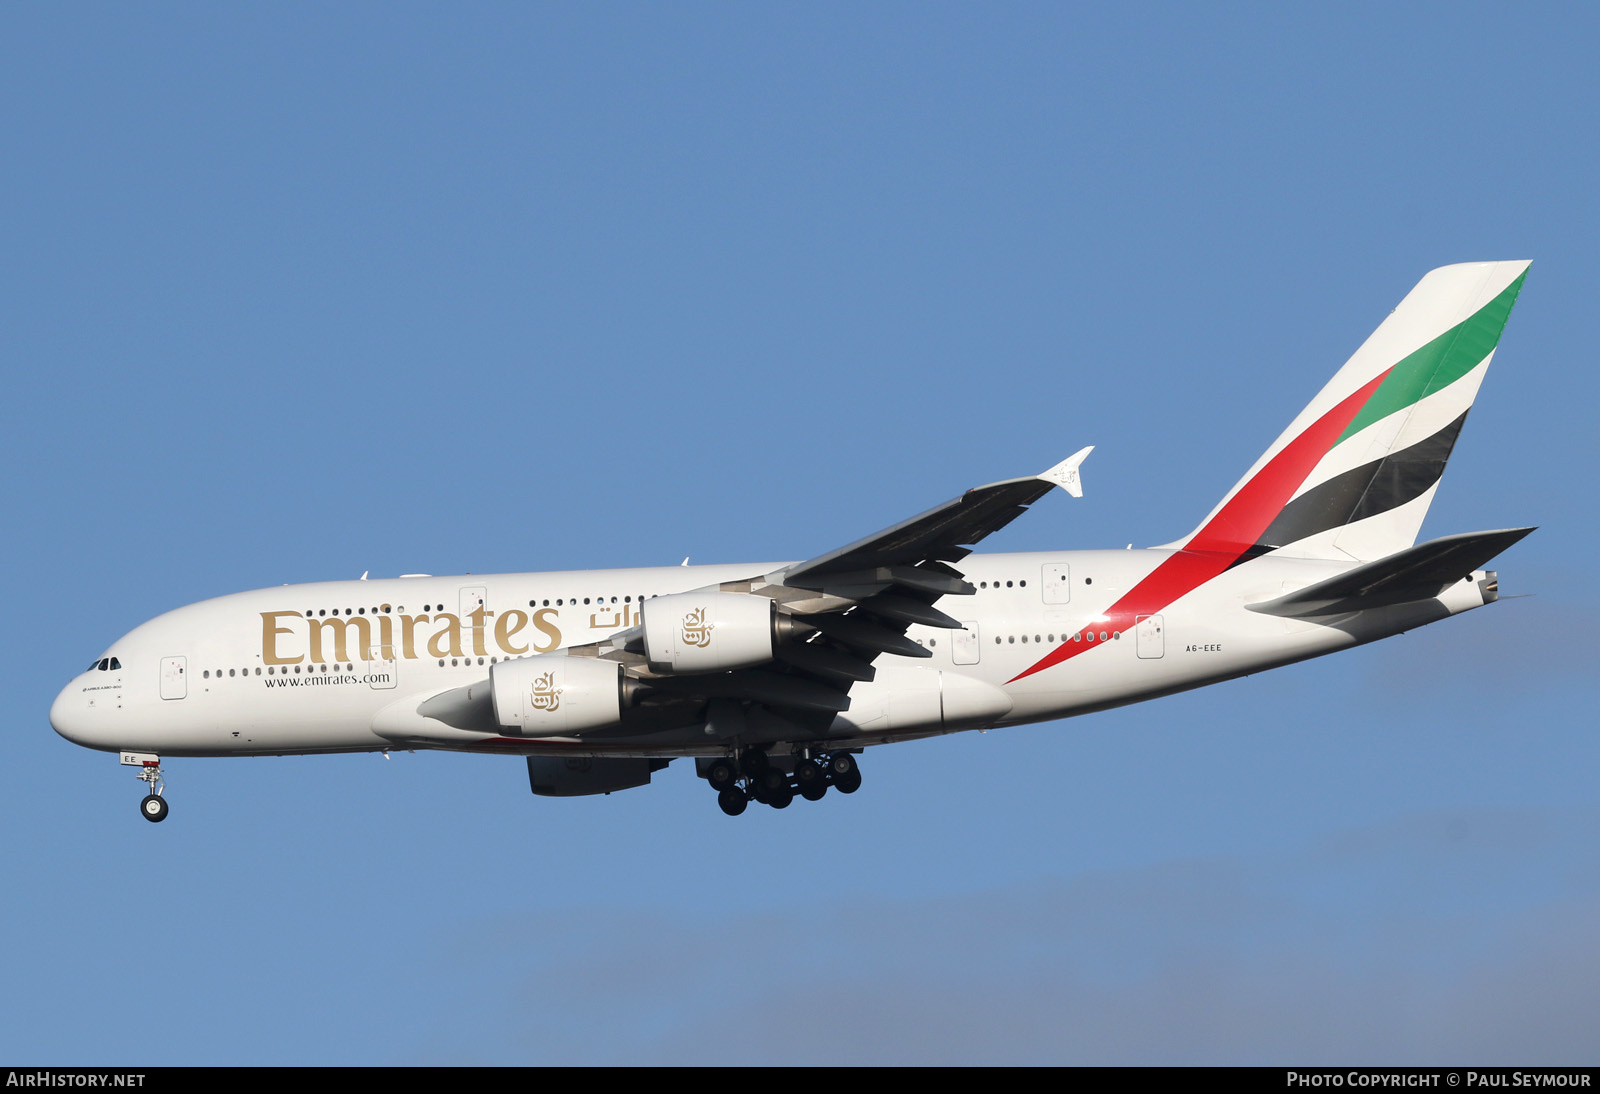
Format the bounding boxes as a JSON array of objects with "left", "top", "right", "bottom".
[{"left": 1175, "top": 260, "right": 1529, "bottom": 564}]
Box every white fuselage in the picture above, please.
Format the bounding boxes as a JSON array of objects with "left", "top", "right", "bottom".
[{"left": 49, "top": 547, "right": 1495, "bottom": 761}]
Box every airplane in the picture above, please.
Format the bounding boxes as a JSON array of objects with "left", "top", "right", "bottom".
[{"left": 52, "top": 260, "right": 1535, "bottom": 821}]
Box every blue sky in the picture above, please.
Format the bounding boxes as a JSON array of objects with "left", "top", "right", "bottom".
[{"left": 3, "top": 3, "right": 1596, "bottom": 1064}]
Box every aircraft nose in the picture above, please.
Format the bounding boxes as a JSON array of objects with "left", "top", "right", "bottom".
[{"left": 50, "top": 678, "right": 106, "bottom": 749}]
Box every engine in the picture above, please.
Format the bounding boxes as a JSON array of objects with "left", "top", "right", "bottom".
[
  {"left": 490, "top": 655, "right": 628, "bottom": 737},
  {"left": 641, "top": 592, "right": 798, "bottom": 673}
]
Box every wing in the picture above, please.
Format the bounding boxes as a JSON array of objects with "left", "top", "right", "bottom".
[
  {"left": 579, "top": 447, "right": 1095, "bottom": 741},
  {"left": 783, "top": 446, "right": 1093, "bottom": 591}
]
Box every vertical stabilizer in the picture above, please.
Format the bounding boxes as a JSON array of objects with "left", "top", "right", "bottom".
[{"left": 1174, "top": 261, "right": 1529, "bottom": 564}]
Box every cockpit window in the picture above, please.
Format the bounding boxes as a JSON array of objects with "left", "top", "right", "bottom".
[
  {"left": 109, "top": 657, "right": 121, "bottom": 670},
  {"left": 97, "top": 659, "right": 110, "bottom": 672}
]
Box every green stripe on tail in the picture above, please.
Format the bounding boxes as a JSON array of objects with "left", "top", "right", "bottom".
[{"left": 1336, "top": 270, "right": 1528, "bottom": 445}]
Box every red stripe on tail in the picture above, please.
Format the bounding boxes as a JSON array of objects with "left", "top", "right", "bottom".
[{"left": 1008, "top": 369, "right": 1389, "bottom": 683}]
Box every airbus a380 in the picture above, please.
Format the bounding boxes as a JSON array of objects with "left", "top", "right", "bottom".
[{"left": 53, "top": 261, "right": 1535, "bottom": 821}]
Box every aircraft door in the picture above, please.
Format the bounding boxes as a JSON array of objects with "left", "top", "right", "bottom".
[
  {"left": 1042, "top": 563, "right": 1072, "bottom": 604},
  {"left": 367, "top": 650, "right": 397, "bottom": 690},
  {"left": 1136, "top": 615, "right": 1165, "bottom": 659},
  {"left": 460, "top": 585, "right": 488, "bottom": 658},
  {"left": 952, "top": 622, "right": 980, "bottom": 666},
  {"left": 160, "top": 656, "right": 187, "bottom": 700}
]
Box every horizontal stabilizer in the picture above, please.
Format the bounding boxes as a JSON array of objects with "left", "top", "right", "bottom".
[{"left": 1246, "top": 527, "right": 1535, "bottom": 618}]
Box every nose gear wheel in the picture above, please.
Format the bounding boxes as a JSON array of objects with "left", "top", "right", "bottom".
[{"left": 134, "top": 760, "right": 168, "bottom": 823}]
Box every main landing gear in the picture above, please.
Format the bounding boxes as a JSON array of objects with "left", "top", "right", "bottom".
[
  {"left": 704, "top": 749, "right": 861, "bottom": 816},
  {"left": 122, "top": 752, "right": 168, "bottom": 823}
]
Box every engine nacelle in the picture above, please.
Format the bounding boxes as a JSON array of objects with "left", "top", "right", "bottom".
[
  {"left": 526, "top": 756, "right": 670, "bottom": 797},
  {"left": 641, "top": 591, "right": 783, "bottom": 673},
  {"left": 491, "top": 655, "right": 624, "bottom": 737}
]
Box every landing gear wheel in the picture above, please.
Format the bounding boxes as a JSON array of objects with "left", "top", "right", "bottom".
[
  {"left": 757, "top": 767, "right": 789, "bottom": 798},
  {"left": 717, "top": 788, "right": 748, "bottom": 816},
  {"left": 826, "top": 752, "right": 861, "bottom": 792},
  {"left": 766, "top": 786, "right": 793, "bottom": 809},
  {"left": 795, "top": 760, "right": 826, "bottom": 801},
  {"left": 707, "top": 758, "right": 738, "bottom": 791},
  {"left": 740, "top": 749, "right": 770, "bottom": 777},
  {"left": 130, "top": 756, "right": 168, "bottom": 823}
]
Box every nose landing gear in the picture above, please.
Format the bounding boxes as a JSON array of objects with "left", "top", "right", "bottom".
[{"left": 121, "top": 752, "right": 168, "bottom": 823}]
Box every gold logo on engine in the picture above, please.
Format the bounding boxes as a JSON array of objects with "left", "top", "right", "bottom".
[
  {"left": 529, "top": 672, "right": 562, "bottom": 712},
  {"left": 682, "top": 606, "right": 713, "bottom": 648}
]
